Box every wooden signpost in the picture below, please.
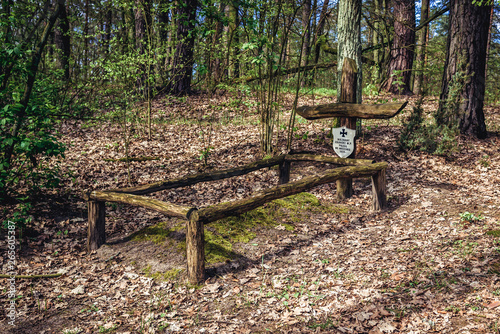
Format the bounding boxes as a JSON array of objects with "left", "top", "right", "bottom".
[{"left": 296, "top": 57, "right": 407, "bottom": 200}]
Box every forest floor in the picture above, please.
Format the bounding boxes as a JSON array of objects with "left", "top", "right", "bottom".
[{"left": 1, "top": 92, "right": 500, "bottom": 334}]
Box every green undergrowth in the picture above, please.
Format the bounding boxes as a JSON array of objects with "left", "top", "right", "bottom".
[
  {"left": 486, "top": 230, "right": 500, "bottom": 238},
  {"left": 131, "top": 193, "right": 347, "bottom": 265}
]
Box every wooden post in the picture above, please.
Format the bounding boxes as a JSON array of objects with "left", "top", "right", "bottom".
[
  {"left": 337, "top": 58, "right": 358, "bottom": 200},
  {"left": 278, "top": 160, "right": 291, "bottom": 185},
  {"left": 186, "top": 210, "right": 204, "bottom": 284},
  {"left": 87, "top": 200, "right": 106, "bottom": 252},
  {"left": 371, "top": 168, "right": 387, "bottom": 211}
]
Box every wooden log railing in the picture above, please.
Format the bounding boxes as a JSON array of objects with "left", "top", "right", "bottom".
[{"left": 85, "top": 153, "right": 388, "bottom": 284}]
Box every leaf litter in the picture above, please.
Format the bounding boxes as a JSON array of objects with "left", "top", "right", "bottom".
[{"left": 0, "top": 93, "right": 499, "bottom": 333}]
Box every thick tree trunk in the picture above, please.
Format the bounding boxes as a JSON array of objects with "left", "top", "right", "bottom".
[
  {"left": 438, "top": 0, "right": 492, "bottom": 139},
  {"left": 337, "top": 0, "right": 362, "bottom": 104},
  {"left": 413, "top": 0, "right": 429, "bottom": 96},
  {"left": 168, "top": 0, "right": 198, "bottom": 95},
  {"left": 312, "top": 0, "right": 330, "bottom": 66},
  {"left": 382, "top": 0, "right": 415, "bottom": 95},
  {"left": 211, "top": 2, "right": 225, "bottom": 86},
  {"left": 158, "top": 0, "right": 170, "bottom": 80},
  {"left": 135, "top": 0, "right": 151, "bottom": 54},
  {"left": 54, "top": 0, "right": 70, "bottom": 81}
]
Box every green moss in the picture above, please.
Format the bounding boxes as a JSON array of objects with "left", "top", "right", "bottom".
[
  {"left": 129, "top": 193, "right": 345, "bottom": 265},
  {"left": 486, "top": 230, "right": 500, "bottom": 238},
  {"left": 130, "top": 221, "right": 172, "bottom": 244}
]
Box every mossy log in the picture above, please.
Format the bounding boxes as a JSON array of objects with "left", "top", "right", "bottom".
[
  {"left": 87, "top": 191, "right": 196, "bottom": 219},
  {"left": 296, "top": 101, "right": 408, "bottom": 120},
  {"left": 198, "top": 162, "right": 388, "bottom": 223},
  {"left": 109, "top": 155, "right": 286, "bottom": 195}
]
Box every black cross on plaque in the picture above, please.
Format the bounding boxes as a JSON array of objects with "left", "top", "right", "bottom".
[{"left": 340, "top": 128, "right": 348, "bottom": 137}]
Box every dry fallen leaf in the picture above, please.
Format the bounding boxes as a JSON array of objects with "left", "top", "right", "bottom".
[{"left": 485, "top": 301, "right": 500, "bottom": 309}]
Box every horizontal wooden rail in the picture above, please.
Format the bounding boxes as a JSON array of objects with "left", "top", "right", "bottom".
[
  {"left": 108, "top": 155, "right": 286, "bottom": 195},
  {"left": 198, "top": 162, "right": 388, "bottom": 224},
  {"left": 285, "top": 153, "right": 374, "bottom": 166},
  {"left": 296, "top": 101, "right": 407, "bottom": 120},
  {"left": 87, "top": 191, "right": 197, "bottom": 220}
]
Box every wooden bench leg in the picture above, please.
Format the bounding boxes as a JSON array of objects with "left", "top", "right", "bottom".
[
  {"left": 87, "top": 200, "right": 106, "bottom": 252},
  {"left": 278, "top": 160, "right": 291, "bottom": 185},
  {"left": 336, "top": 178, "right": 353, "bottom": 200},
  {"left": 371, "top": 169, "right": 387, "bottom": 211},
  {"left": 187, "top": 211, "right": 204, "bottom": 284}
]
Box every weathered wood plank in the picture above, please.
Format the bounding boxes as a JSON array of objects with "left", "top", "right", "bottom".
[
  {"left": 109, "top": 155, "right": 286, "bottom": 195},
  {"left": 371, "top": 168, "right": 387, "bottom": 210},
  {"left": 296, "top": 101, "right": 408, "bottom": 120},
  {"left": 198, "top": 162, "right": 388, "bottom": 224},
  {"left": 186, "top": 210, "right": 204, "bottom": 284},
  {"left": 87, "top": 200, "right": 106, "bottom": 252},
  {"left": 285, "top": 154, "right": 374, "bottom": 166},
  {"left": 278, "top": 160, "right": 291, "bottom": 185},
  {"left": 88, "top": 191, "right": 196, "bottom": 220}
]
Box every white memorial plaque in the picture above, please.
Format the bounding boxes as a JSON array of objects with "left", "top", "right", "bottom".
[{"left": 332, "top": 126, "right": 355, "bottom": 158}]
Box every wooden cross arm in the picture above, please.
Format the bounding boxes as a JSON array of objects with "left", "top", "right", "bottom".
[{"left": 296, "top": 101, "right": 408, "bottom": 120}]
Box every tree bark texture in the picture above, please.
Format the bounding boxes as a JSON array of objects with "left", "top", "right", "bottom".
[
  {"left": 413, "top": 0, "right": 429, "bottom": 96},
  {"left": 382, "top": 0, "right": 415, "bottom": 95},
  {"left": 135, "top": 0, "right": 152, "bottom": 54},
  {"left": 371, "top": 168, "right": 387, "bottom": 210},
  {"left": 336, "top": 58, "right": 358, "bottom": 199},
  {"left": 301, "top": 0, "right": 312, "bottom": 86},
  {"left": 312, "top": 0, "right": 330, "bottom": 65},
  {"left": 337, "top": 0, "right": 362, "bottom": 104},
  {"left": 228, "top": 0, "right": 239, "bottom": 79},
  {"left": 87, "top": 200, "right": 106, "bottom": 251},
  {"left": 438, "top": 0, "right": 492, "bottom": 139},
  {"left": 168, "top": 0, "right": 198, "bottom": 95},
  {"left": 54, "top": 0, "right": 70, "bottom": 80},
  {"left": 186, "top": 211, "right": 204, "bottom": 284}
]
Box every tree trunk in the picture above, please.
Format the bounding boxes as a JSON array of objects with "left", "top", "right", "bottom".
[
  {"left": 336, "top": 58, "right": 357, "bottom": 199},
  {"left": 168, "top": 0, "right": 198, "bottom": 95},
  {"left": 300, "top": 0, "right": 312, "bottom": 87},
  {"left": 312, "top": 0, "right": 330, "bottom": 66},
  {"left": 228, "top": 0, "right": 239, "bottom": 79},
  {"left": 413, "top": 0, "right": 429, "bottom": 96},
  {"left": 382, "top": 0, "right": 415, "bottom": 95},
  {"left": 437, "top": 0, "right": 492, "bottom": 139},
  {"left": 135, "top": 0, "right": 151, "bottom": 55},
  {"left": 337, "top": 0, "right": 362, "bottom": 104},
  {"left": 212, "top": 2, "right": 225, "bottom": 86},
  {"left": 54, "top": 0, "right": 70, "bottom": 81},
  {"left": 158, "top": 0, "right": 170, "bottom": 81}
]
